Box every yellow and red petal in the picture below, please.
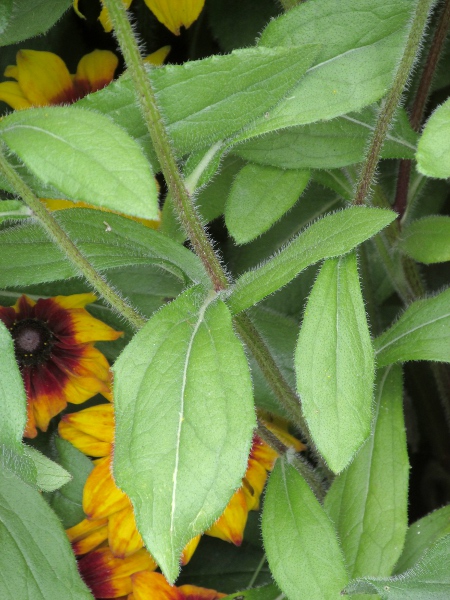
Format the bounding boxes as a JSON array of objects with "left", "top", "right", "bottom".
[
  {"left": 205, "top": 488, "right": 248, "bottom": 546},
  {"left": 58, "top": 423, "right": 112, "bottom": 457},
  {"left": 79, "top": 547, "right": 156, "bottom": 598},
  {"left": 180, "top": 535, "right": 201, "bottom": 566},
  {"left": 108, "top": 506, "right": 144, "bottom": 559},
  {"left": 73, "top": 49, "right": 119, "bottom": 96},
  {"left": 131, "top": 572, "right": 183, "bottom": 600},
  {"left": 258, "top": 412, "right": 306, "bottom": 453},
  {"left": 83, "top": 456, "right": 130, "bottom": 520},
  {"left": 242, "top": 457, "right": 268, "bottom": 511},
  {"left": 0, "top": 80, "right": 32, "bottom": 110},
  {"left": 178, "top": 585, "right": 226, "bottom": 599},
  {"left": 249, "top": 436, "right": 278, "bottom": 472},
  {"left": 60, "top": 403, "right": 114, "bottom": 444},
  {"left": 67, "top": 517, "right": 109, "bottom": 550},
  {"left": 143, "top": 0, "right": 206, "bottom": 35},
  {"left": 14, "top": 50, "right": 75, "bottom": 106}
]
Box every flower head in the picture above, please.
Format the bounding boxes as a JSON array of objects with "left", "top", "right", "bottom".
[
  {"left": 0, "top": 294, "right": 121, "bottom": 437},
  {"left": 0, "top": 49, "right": 118, "bottom": 110}
]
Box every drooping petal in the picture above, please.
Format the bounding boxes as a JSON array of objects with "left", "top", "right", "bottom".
[
  {"left": 73, "top": 49, "right": 119, "bottom": 96},
  {"left": 131, "top": 571, "right": 183, "bottom": 600},
  {"left": 178, "top": 585, "right": 226, "bottom": 599},
  {"left": 143, "top": 0, "right": 206, "bottom": 35},
  {"left": 15, "top": 50, "right": 75, "bottom": 105},
  {"left": 205, "top": 488, "right": 248, "bottom": 546},
  {"left": 83, "top": 457, "right": 130, "bottom": 520},
  {"left": 144, "top": 46, "right": 171, "bottom": 66},
  {"left": 0, "top": 81, "right": 32, "bottom": 109}
]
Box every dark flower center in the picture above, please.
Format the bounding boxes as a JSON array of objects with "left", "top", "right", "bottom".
[{"left": 11, "top": 318, "right": 54, "bottom": 366}]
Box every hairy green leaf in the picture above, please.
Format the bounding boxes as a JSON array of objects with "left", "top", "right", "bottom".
[
  {"left": 375, "top": 288, "right": 450, "bottom": 366},
  {"left": 0, "top": 0, "right": 71, "bottom": 46},
  {"left": 262, "top": 457, "right": 348, "bottom": 600},
  {"left": 227, "top": 207, "right": 396, "bottom": 314},
  {"left": 225, "top": 164, "right": 309, "bottom": 244},
  {"left": 113, "top": 287, "right": 255, "bottom": 582},
  {"left": 344, "top": 535, "right": 450, "bottom": 598},
  {"left": 0, "top": 209, "right": 208, "bottom": 289},
  {"left": 398, "top": 216, "right": 450, "bottom": 264},
  {"left": 232, "top": 107, "right": 417, "bottom": 169},
  {"left": 0, "top": 107, "right": 159, "bottom": 220},
  {"left": 250, "top": 0, "right": 411, "bottom": 134},
  {"left": 24, "top": 446, "right": 71, "bottom": 492},
  {"left": 325, "top": 365, "right": 408, "bottom": 575},
  {"left": 78, "top": 45, "right": 319, "bottom": 158},
  {"left": 295, "top": 252, "right": 374, "bottom": 473},
  {"left": 416, "top": 98, "right": 450, "bottom": 178},
  {"left": 0, "top": 468, "right": 93, "bottom": 599},
  {"left": 394, "top": 506, "right": 450, "bottom": 574}
]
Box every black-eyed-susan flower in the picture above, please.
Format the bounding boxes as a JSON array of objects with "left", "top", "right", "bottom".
[{"left": 0, "top": 294, "right": 121, "bottom": 438}]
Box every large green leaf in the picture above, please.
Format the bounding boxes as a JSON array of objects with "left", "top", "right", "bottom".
[
  {"left": 0, "top": 209, "right": 208, "bottom": 288},
  {"left": 225, "top": 164, "right": 310, "bottom": 244},
  {"left": 393, "top": 505, "right": 450, "bottom": 574},
  {"left": 78, "top": 45, "right": 319, "bottom": 159},
  {"left": 0, "top": 320, "right": 37, "bottom": 484},
  {"left": 0, "top": 0, "right": 71, "bottom": 46},
  {"left": 0, "top": 107, "right": 159, "bottom": 220},
  {"left": 0, "top": 468, "right": 93, "bottom": 599},
  {"left": 113, "top": 287, "right": 255, "bottom": 582},
  {"left": 262, "top": 457, "right": 348, "bottom": 600},
  {"left": 374, "top": 288, "right": 450, "bottom": 366},
  {"left": 325, "top": 365, "right": 408, "bottom": 576},
  {"left": 295, "top": 252, "right": 374, "bottom": 473},
  {"left": 227, "top": 207, "right": 396, "bottom": 315},
  {"left": 398, "top": 216, "right": 450, "bottom": 264},
  {"left": 232, "top": 106, "right": 417, "bottom": 169},
  {"left": 24, "top": 446, "right": 71, "bottom": 492},
  {"left": 344, "top": 535, "right": 450, "bottom": 599},
  {"left": 416, "top": 98, "right": 450, "bottom": 178},
  {"left": 248, "top": 0, "right": 411, "bottom": 135}
]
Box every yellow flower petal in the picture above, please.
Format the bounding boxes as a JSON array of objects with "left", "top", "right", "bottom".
[
  {"left": 131, "top": 571, "right": 181, "bottom": 600},
  {"left": 243, "top": 457, "right": 268, "bottom": 511},
  {"left": 0, "top": 80, "right": 32, "bottom": 110},
  {"left": 83, "top": 457, "right": 130, "bottom": 520},
  {"left": 206, "top": 488, "right": 248, "bottom": 546},
  {"left": 143, "top": 0, "right": 206, "bottom": 35},
  {"left": 58, "top": 423, "right": 112, "bottom": 457},
  {"left": 108, "top": 506, "right": 145, "bottom": 559},
  {"left": 180, "top": 535, "right": 201, "bottom": 566},
  {"left": 144, "top": 46, "right": 171, "bottom": 66},
  {"left": 15, "top": 50, "right": 74, "bottom": 106},
  {"left": 71, "top": 521, "right": 109, "bottom": 555},
  {"left": 52, "top": 292, "right": 97, "bottom": 310},
  {"left": 60, "top": 404, "right": 114, "bottom": 444},
  {"left": 178, "top": 585, "right": 226, "bottom": 599},
  {"left": 74, "top": 50, "right": 119, "bottom": 93}
]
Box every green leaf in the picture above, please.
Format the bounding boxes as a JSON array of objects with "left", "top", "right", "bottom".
[
  {"left": 344, "top": 535, "right": 450, "bottom": 599},
  {"left": 374, "top": 288, "right": 450, "bottom": 366},
  {"left": 0, "top": 0, "right": 71, "bottom": 46},
  {"left": 227, "top": 207, "right": 396, "bottom": 315},
  {"left": 224, "top": 584, "right": 283, "bottom": 599},
  {"left": 416, "top": 98, "right": 450, "bottom": 178},
  {"left": 0, "top": 468, "right": 93, "bottom": 599},
  {"left": 393, "top": 505, "right": 450, "bottom": 575},
  {"left": 77, "top": 45, "right": 320, "bottom": 157},
  {"left": 249, "top": 0, "right": 411, "bottom": 135},
  {"left": 225, "top": 164, "right": 310, "bottom": 244},
  {"left": 0, "top": 199, "right": 32, "bottom": 223},
  {"left": 0, "top": 209, "right": 208, "bottom": 288},
  {"left": 325, "top": 365, "right": 409, "bottom": 576},
  {"left": 113, "top": 287, "right": 255, "bottom": 582},
  {"left": 46, "top": 437, "right": 94, "bottom": 528},
  {"left": 0, "top": 320, "right": 37, "bottom": 485},
  {"left": 295, "top": 252, "right": 374, "bottom": 473},
  {"left": 0, "top": 107, "right": 159, "bottom": 220},
  {"left": 232, "top": 107, "right": 417, "bottom": 169},
  {"left": 398, "top": 216, "right": 450, "bottom": 264},
  {"left": 262, "top": 457, "right": 348, "bottom": 600},
  {"left": 24, "top": 445, "right": 71, "bottom": 492}
]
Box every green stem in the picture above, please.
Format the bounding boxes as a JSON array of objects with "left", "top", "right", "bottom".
[
  {"left": 101, "top": 0, "right": 228, "bottom": 292},
  {"left": 0, "top": 146, "right": 146, "bottom": 330},
  {"left": 353, "top": 0, "right": 436, "bottom": 206}
]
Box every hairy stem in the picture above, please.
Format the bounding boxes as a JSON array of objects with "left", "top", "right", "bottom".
[
  {"left": 353, "top": 0, "right": 436, "bottom": 206},
  {"left": 0, "top": 146, "right": 146, "bottom": 330},
  {"left": 102, "top": 0, "right": 228, "bottom": 292},
  {"left": 393, "top": 0, "right": 450, "bottom": 216}
]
